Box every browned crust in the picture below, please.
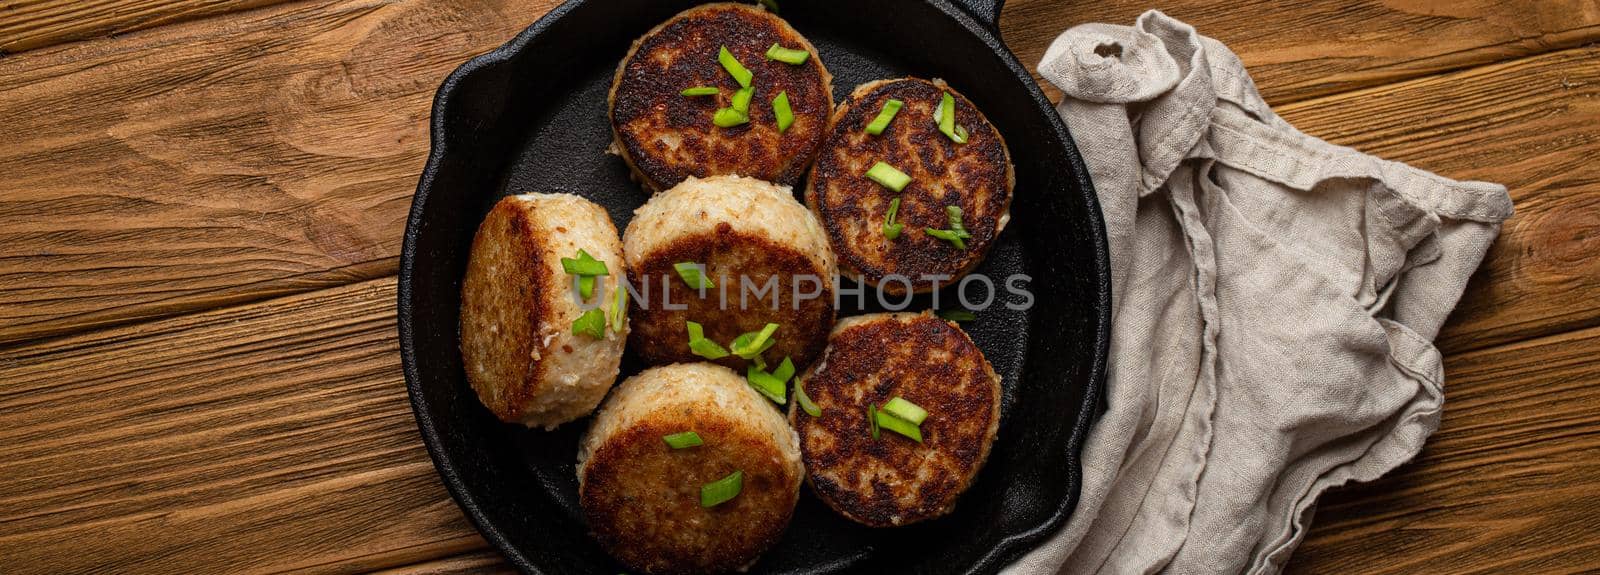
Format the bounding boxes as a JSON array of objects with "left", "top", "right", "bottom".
[
  {"left": 458, "top": 199, "right": 552, "bottom": 423},
  {"left": 626, "top": 225, "right": 836, "bottom": 369},
  {"left": 609, "top": 3, "right": 834, "bottom": 192},
  {"left": 805, "top": 78, "right": 1015, "bottom": 295},
  {"left": 581, "top": 413, "right": 799, "bottom": 575},
  {"left": 787, "top": 312, "right": 1002, "bottom": 527}
]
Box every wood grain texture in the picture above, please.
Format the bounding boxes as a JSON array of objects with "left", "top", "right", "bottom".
[
  {"left": 1288, "top": 325, "right": 1600, "bottom": 574},
  {"left": 370, "top": 550, "right": 517, "bottom": 575},
  {"left": 0, "top": 0, "right": 558, "bottom": 346},
  {"left": 0, "top": 278, "right": 487, "bottom": 574},
  {"left": 3, "top": 0, "right": 1598, "bottom": 349},
  {"left": 0, "top": 0, "right": 291, "bottom": 54},
  {"left": 1276, "top": 46, "right": 1600, "bottom": 353},
  {"left": 999, "top": 0, "right": 1600, "bottom": 105}
]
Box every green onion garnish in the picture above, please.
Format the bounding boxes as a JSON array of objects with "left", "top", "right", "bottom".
[
  {"left": 794, "top": 381, "right": 821, "bottom": 416},
  {"left": 773, "top": 357, "right": 796, "bottom": 383},
  {"left": 865, "top": 161, "right": 911, "bottom": 192},
  {"left": 765, "top": 43, "right": 810, "bottom": 65},
  {"left": 663, "top": 431, "right": 703, "bottom": 449},
  {"left": 686, "top": 321, "right": 730, "bottom": 359},
  {"left": 718, "top": 46, "right": 753, "bottom": 88},
  {"left": 925, "top": 205, "right": 972, "bottom": 249},
  {"left": 561, "top": 249, "right": 609, "bottom": 276},
  {"left": 759, "top": 0, "right": 779, "bottom": 13},
  {"left": 881, "top": 397, "right": 928, "bottom": 425},
  {"left": 561, "top": 250, "right": 608, "bottom": 301},
  {"left": 867, "top": 404, "right": 881, "bottom": 440},
  {"left": 937, "top": 308, "right": 976, "bottom": 322},
  {"left": 571, "top": 308, "right": 606, "bottom": 339},
  {"left": 674, "top": 262, "right": 714, "bottom": 290},
  {"left": 947, "top": 205, "right": 969, "bottom": 237},
  {"left": 578, "top": 276, "right": 596, "bottom": 300},
  {"left": 701, "top": 470, "right": 743, "bottom": 507},
  {"left": 925, "top": 228, "right": 967, "bottom": 249},
  {"left": 937, "top": 92, "right": 968, "bottom": 144},
  {"left": 731, "top": 86, "right": 755, "bottom": 114},
  {"left": 875, "top": 409, "right": 924, "bottom": 442},
  {"left": 714, "top": 107, "right": 750, "bottom": 127},
  {"left": 731, "top": 323, "right": 780, "bottom": 359},
  {"left": 746, "top": 365, "right": 787, "bottom": 404},
  {"left": 608, "top": 280, "right": 629, "bottom": 331},
  {"left": 681, "top": 86, "right": 719, "bottom": 97},
  {"left": 864, "top": 99, "right": 903, "bottom": 135},
  {"left": 772, "top": 91, "right": 794, "bottom": 134},
  {"left": 882, "top": 197, "right": 904, "bottom": 239}
]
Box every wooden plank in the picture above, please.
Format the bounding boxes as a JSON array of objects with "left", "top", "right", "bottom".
[
  {"left": 4, "top": 270, "right": 1598, "bottom": 573},
  {"left": 1289, "top": 325, "right": 1600, "bottom": 574},
  {"left": 1274, "top": 47, "right": 1600, "bottom": 353},
  {"left": 0, "top": 0, "right": 559, "bottom": 346},
  {"left": 0, "top": 278, "right": 487, "bottom": 574},
  {"left": 999, "top": 0, "right": 1600, "bottom": 105},
  {"left": 0, "top": 0, "right": 291, "bottom": 54},
  {"left": 371, "top": 550, "right": 515, "bottom": 575},
  {"left": 2, "top": 1, "right": 1596, "bottom": 349}
]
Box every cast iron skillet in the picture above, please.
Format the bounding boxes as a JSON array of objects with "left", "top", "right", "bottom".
[{"left": 398, "top": 0, "right": 1110, "bottom": 573}]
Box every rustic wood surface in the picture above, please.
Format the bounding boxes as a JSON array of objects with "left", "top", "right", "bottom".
[{"left": 0, "top": 0, "right": 1596, "bottom": 573}]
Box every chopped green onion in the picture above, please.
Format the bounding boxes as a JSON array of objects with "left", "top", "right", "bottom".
[
  {"left": 578, "top": 276, "right": 596, "bottom": 300},
  {"left": 772, "top": 357, "right": 796, "bottom": 382},
  {"left": 731, "top": 86, "right": 754, "bottom": 114},
  {"left": 881, "top": 397, "right": 928, "bottom": 425},
  {"left": 674, "top": 262, "right": 715, "bottom": 290},
  {"left": 864, "top": 99, "right": 903, "bottom": 135},
  {"left": 571, "top": 308, "right": 606, "bottom": 339},
  {"left": 718, "top": 46, "right": 753, "bottom": 88},
  {"left": 713, "top": 107, "right": 750, "bottom": 127},
  {"left": 759, "top": 0, "right": 779, "bottom": 12},
  {"left": 925, "top": 205, "right": 972, "bottom": 249},
  {"left": 686, "top": 321, "right": 730, "bottom": 359},
  {"left": 867, "top": 404, "right": 881, "bottom": 440},
  {"left": 746, "top": 365, "right": 787, "bottom": 404},
  {"left": 681, "top": 86, "right": 719, "bottom": 96},
  {"left": 608, "top": 280, "right": 629, "bottom": 331},
  {"left": 561, "top": 249, "right": 609, "bottom": 276},
  {"left": 731, "top": 323, "right": 780, "bottom": 358},
  {"left": 765, "top": 43, "right": 810, "bottom": 65},
  {"left": 865, "top": 161, "right": 911, "bottom": 192},
  {"left": 882, "top": 197, "right": 904, "bottom": 239},
  {"left": 772, "top": 91, "right": 794, "bottom": 134},
  {"left": 947, "top": 205, "right": 969, "bottom": 237},
  {"left": 925, "top": 228, "right": 968, "bottom": 249},
  {"left": 875, "top": 409, "right": 924, "bottom": 442},
  {"left": 794, "top": 381, "right": 821, "bottom": 416},
  {"left": 937, "top": 92, "right": 968, "bottom": 144},
  {"left": 937, "top": 308, "right": 976, "bottom": 322},
  {"left": 663, "top": 431, "right": 703, "bottom": 449},
  {"left": 700, "top": 470, "right": 743, "bottom": 507}
]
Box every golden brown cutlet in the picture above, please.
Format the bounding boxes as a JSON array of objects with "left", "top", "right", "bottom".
[
  {"left": 788, "top": 311, "right": 1002, "bottom": 528},
  {"left": 580, "top": 364, "right": 802, "bottom": 575},
  {"left": 609, "top": 3, "right": 834, "bottom": 192},
  {"left": 806, "top": 78, "right": 1014, "bottom": 294}
]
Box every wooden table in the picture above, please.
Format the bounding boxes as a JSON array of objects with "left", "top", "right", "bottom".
[{"left": 2, "top": 0, "right": 1596, "bottom": 572}]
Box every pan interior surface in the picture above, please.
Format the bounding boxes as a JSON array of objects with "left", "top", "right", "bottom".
[{"left": 400, "top": 1, "right": 1107, "bottom": 573}]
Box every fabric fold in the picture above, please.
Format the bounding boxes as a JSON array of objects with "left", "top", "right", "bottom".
[{"left": 1007, "top": 11, "right": 1511, "bottom": 575}]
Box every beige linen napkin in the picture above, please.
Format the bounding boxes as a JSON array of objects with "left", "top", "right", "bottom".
[{"left": 1005, "top": 11, "right": 1513, "bottom": 574}]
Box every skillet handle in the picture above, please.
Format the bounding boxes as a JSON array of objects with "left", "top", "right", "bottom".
[{"left": 948, "top": 0, "right": 1005, "bottom": 31}]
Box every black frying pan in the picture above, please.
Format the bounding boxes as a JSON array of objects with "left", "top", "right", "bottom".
[{"left": 398, "top": 0, "right": 1110, "bottom": 573}]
